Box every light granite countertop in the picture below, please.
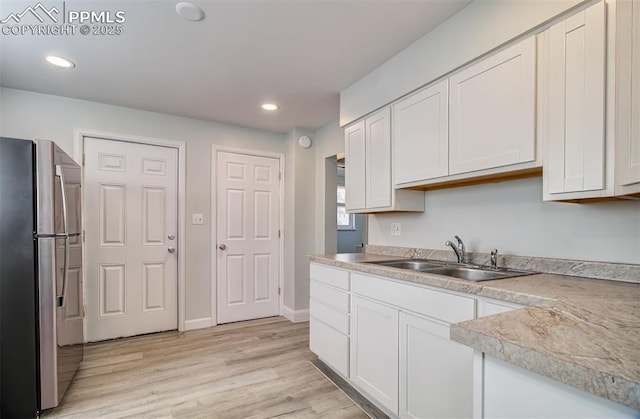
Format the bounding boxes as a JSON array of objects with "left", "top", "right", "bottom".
[{"left": 309, "top": 253, "right": 640, "bottom": 411}]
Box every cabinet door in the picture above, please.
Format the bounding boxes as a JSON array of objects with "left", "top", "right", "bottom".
[
  {"left": 393, "top": 80, "right": 449, "bottom": 185},
  {"left": 365, "top": 108, "right": 392, "bottom": 209},
  {"left": 350, "top": 296, "right": 399, "bottom": 415},
  {"left": 309, "top": 317, "right": 350, "bottom": 378},
  {"left": 546, "top": 2, "right": 606, "bottom": 195},
  {"left": 484, "top": 356, "right": 640, "bottom": 418},
  {"left": 626, "top": 0, "right": 640, "bottom": 185},
  {"left": 345, "top": 120, "right": 366, "bottom": 210},
  {"left": 449, "top": 37, "right": 536, "bottom": 175},
  {"left": 399, "top": 312, "right": 473, "bottom": 419}
]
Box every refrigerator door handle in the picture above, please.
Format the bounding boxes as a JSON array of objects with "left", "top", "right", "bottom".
[{"left": 55, "top": 165, "right": 69, "bottom": 307}]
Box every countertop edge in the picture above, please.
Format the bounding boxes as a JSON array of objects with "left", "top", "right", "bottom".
[{"left": 450, "top": 322, "right": 640, "bottom": 410}]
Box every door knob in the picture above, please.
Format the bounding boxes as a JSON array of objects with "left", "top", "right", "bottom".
[
  {"left": 168, "top": 234, "right": 175, "bottom": 240},
  {"left": 168, "top": 247, "right": 176, "bottom": 253},
  {"left": 218, "top": 244, "right": 227, "bottom": 250}
]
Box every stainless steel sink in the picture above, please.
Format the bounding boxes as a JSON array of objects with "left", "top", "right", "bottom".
[
  {"left": 423, "top": 266, "right": 532, "bottom": 281},
  {"left": 372, "top": 259, "right": 445, "bottom": 271},
  {"left": 366, "top": 259, "right": 535, "bottom": 281}
]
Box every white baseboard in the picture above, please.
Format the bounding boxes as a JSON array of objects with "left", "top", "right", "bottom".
[
  {"left": 183, "top": 317, "right": 214, "bottom": 331},
  {"left": 282, "top": 306, "right": 310, "bottom": 323}
]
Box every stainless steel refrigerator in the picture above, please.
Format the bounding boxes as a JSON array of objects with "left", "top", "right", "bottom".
[{"left": 0, "top": 137, "right": 84, "bottom": 417}]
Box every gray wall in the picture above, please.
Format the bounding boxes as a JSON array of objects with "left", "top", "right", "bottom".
[
  {"left": 369, "top": 177, "right": 640, "bottom": 264},
  {"left": 0, "top": 87, "right": 305, "bottom": 322},
  {"left": 285, "top": 128, "right": 317, "bottom": 311}
]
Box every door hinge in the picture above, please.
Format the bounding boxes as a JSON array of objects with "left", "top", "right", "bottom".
[
  {"left": 279, "top": 172, "right": 282, "bottom": 181},
  {"left": 278, "top": 287, "right": 281, "bottom": 295},
  {"left": 83, "top": 304, "right": 86, "bottom": 317},
  {"left": 82, "top": 154, "right": 85, "bottom": 166},
  {"left": 278, "top": 230, "right": 281, "bottom": 238}
]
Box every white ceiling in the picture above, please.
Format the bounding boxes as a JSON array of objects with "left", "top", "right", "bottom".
[{"left": 0, "top": 0, "right": 471, "bottom": 133}]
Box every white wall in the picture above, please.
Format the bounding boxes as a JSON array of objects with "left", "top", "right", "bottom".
[
  {"left": 0, "top": 87, "right": 298, "bottom": 322},
  {"left": 340, "top": 0, "right": 588, "bottom": 126},
  {"left": 369, "top": 177, "right": 640, "bottom": 264}
]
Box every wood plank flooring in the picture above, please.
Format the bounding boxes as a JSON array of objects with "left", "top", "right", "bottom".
[{"left": 43, "top": 317, "right": 368, "bottom": 419}]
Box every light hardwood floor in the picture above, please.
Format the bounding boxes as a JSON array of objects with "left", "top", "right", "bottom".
[{"left": 44, "top": 317, "right": 368, "bottom": 418}]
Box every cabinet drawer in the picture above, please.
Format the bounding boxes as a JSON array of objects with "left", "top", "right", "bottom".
[
  {"left": 310, "top": 298, "right": 349, "bottom": 335},
  {"left": 310, "top": 317, "right": 349, "bottom": 378},
  {"left": 351, "top": 273, "right": 475, "bottom": 324},
  {"left": 310, "top": 263, "right": 350, "bottom": 290},
  {"left": 310, "top": 281, "right": 350, "bottom": 312}
]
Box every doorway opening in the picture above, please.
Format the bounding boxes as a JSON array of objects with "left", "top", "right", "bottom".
[{"left": 324, "top": 153, "right": 366, "bottom": 254}]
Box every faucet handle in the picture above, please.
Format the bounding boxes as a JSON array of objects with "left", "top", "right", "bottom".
[{"left": 490, "top": 249, "right": 498, "bottom": 269}]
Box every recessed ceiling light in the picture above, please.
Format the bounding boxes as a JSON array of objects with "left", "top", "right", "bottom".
[
  {"left": 45, "top": 55, "right": 75, "bottom": 68},
  {"left": 176, "top": 2, "right": 205, "bottom": 21},
  {"left": 261, "top": 103, "right": 278, "bottom": 111}
]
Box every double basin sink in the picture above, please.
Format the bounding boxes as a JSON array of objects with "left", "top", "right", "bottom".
[{"left": 366, "top": 259, "right": 535, "bottom": 282}]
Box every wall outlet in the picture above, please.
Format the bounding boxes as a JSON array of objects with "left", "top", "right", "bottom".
[
  {"left": 391, "top": 223, "right": 401, "bottom": 236},
  {"left": 192, "top": 213, "right": 204, "bottom": 225}
]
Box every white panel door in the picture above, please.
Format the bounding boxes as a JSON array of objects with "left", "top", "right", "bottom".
[
  {"left": 345, "top": 120, "right": 366, "bottom": 211},
  {"left": 85, "top": 138, "right": 178, "bottom": 342},
  {"left": 393, "top": 80, "right": 449, "bottom": 185},
  {"left": 350, "top": 295, "right": 399, "bottom": 415},
  {"left": 546, "top": 2, "right": 606, "bottom": 194},
  {"left": 398, "top": 312, "right": 473, "bottom": 419},
  {"left": 365, "top": 108, "right": 392, "bottom": 209},
  {"left": 449, "top": 37, "right": 536, "bottom": 175},
  {"left": 216, "top": 151, "right": 280, "bottom": 324}
]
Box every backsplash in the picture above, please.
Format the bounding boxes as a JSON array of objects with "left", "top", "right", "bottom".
[
  {"left": 366, "top": 245, "right": 640, "bottom": 284},
  {"left": 367, "top": 178, "right": 640, "bottom": 265}
]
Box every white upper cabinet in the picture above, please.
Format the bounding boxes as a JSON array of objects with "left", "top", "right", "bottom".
[
  {"left": 629, "top": 0, "right": 640, "bottom": 185},
  {"left": 344, "top": 108, "right": 425, "bottom": 213},
  {"left": 344, "top": 120, "right": 366, "bottom": 211},
  {"left": 393, "top": 80, "right": 449, "bottom": 186},
  {"left": 544, "top": 2, "right": 606, "bottom": 199},
  {"left": 631, "top": 0, "right": 640, "bottom": 185},
  {"left": 449, "top": 37, "right": 537, "bottom": 175},
  {"left": 365, "top": 109, "right": 393, "bottom": 209},
  {"left": 616, "top": 0, "right": 640, "bottom": 192}
]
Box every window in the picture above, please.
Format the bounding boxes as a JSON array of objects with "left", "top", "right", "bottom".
[{"left": 337, "top": 185, "right": 355, "bottom": 230}]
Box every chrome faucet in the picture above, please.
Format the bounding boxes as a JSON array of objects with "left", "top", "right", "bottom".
[
  {"left": 445, "top": 235, "right": 467, "bottom": 264},
  {"left": 490, "top": 249, "right": 498, "bottom": 270}
]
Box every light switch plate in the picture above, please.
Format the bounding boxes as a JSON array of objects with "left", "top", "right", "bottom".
[
  {"left": 192, "top": 213, "right": 204, "bottom": 225},
  {"left": 391, "top": 223, "right": 401, "bottom": 236}
]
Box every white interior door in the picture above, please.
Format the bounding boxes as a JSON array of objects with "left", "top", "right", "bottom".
[
  {"left": 216, "top": 151, "right": 280, "bottom": 324},
  {"left": 84, "top": 137, "right": 178, "bottom": 342}
]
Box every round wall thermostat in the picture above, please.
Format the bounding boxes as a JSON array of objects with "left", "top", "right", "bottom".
[{"left": 298, "top": 136, "right": 312, "bottom": 149}]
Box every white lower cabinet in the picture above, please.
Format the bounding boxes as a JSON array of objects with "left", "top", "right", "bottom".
[
  {"left": 483, "top": 356, "right": 640, "bottom": 419},
  {"left": 309, "top": 264, "right": 351, "bottom": 378},
  {"left": 309, "top": 314, "right": 349, "bottom": 377},
  {"left": 399, "top": 312, "right": 473, "bottom": 419},
  {"left": 350, "top": 295, "right": 399, "bottom": 415},
  {"left": 349, "top": 272, "right": 476, "bottom": 418}
]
